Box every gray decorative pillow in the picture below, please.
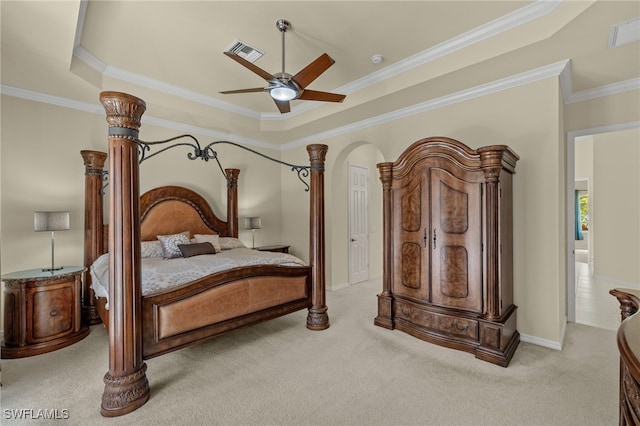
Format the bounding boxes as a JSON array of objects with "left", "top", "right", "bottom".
[
  {"left": 178, "top": 242, "right": 216, "bottom": 258},
  {"left": 157, "top": 231, "right": 190, "bottom": 258},
  {"left": 141, "top": 240, "right": 164, "bottom": 259}
]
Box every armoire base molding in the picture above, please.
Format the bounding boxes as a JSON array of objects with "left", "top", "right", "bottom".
[{"left": 376, "top": 295, "right": 520, "bottom": 367}]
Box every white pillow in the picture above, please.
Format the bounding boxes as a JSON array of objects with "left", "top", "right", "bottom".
[
  {"left": 141, "top": 240, "right": 164, "bottom": 259},
  {"left": 219, "top": 237, "right": 246, "bottom": 250},
  {"left": 194, "top": 234, "right": 222, "bottom": 252},
  {"left": 157, "top": 231, "right": 190, "bottom": 258}
]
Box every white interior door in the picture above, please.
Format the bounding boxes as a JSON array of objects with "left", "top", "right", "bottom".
[{"left": 349, "top": 164, "right": 369, "bottom": 284}]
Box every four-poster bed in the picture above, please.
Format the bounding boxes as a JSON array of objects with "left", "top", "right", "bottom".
[{"left": 83, "top": 91, "right": 328, "bottom": 416}]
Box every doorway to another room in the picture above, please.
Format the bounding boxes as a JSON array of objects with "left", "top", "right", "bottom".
[
  {"left": 349, "top": 164, "right": 369, "bottom": 285},
  {"left": 570, "top": 128, "right": 640, "bottom": 331}
]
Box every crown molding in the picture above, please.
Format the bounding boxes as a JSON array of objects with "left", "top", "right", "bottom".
[
  {"left": 72, "top": 46, "right": 261, "bottom": 120},
  {"left": 73, "top": 1, "right": 562, "bottom": 121},
  {"left": 565, "top": 77, "right": 640, "bottom": 104},
  {"left": 0, "top": 84, "right": 280, "bottom": 151},
  {"left": 5, "top": 58, "right": 639, "bottom": 153},
  {"left": 282, "top": 60, "right": 571, "bottom": 149}
]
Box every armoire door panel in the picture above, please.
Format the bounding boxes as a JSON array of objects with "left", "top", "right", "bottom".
[
  {"left": 401, "top": 242, "right": 422, "bottom": 289},
  {"left": 440, "top": 245, "right": 469, "bottom": 298},
  {"left": 439, "top": 181, "right": 469, "bottom": 234},
  {"left": 431, "top": 168, "right": 482, "bottom": 313},
  {"left": 393, "top": 170, "right": 429, "bottom": 299}
]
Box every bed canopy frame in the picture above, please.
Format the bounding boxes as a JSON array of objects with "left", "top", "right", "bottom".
[{"left": 84, "top": 91, "right": 328, "bottom": 416}]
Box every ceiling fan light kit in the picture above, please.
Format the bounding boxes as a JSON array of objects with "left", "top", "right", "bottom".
[
  {"left": 220, "top": 18, "right": 346, "bottom": 113},
  {"left": 270, "top": 86, "right": 297, "bottom": 101}
]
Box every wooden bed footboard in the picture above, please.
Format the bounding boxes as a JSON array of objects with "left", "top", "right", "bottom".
[{"left": 142, "top": 265, "right": 311, "bottom": 358}]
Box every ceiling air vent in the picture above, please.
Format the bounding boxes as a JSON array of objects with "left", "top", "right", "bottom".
[
  {"left": 608, "top": 17, "right": 640, "bottom": 48},
  {"left": 224, "top": 39, "right": 264, "bottom": 63}
]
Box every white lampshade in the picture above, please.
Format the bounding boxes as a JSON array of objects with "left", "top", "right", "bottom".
[{"left": 34, "top": 211, "right": 70, "bottom": 232}]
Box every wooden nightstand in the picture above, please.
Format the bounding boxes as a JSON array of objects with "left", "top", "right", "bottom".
[
  {"left": 1, "top": 266, "right": 89, "bottom": 359},
  {"left": 256, "top": 244, "right": 290, "bottom": 253}
]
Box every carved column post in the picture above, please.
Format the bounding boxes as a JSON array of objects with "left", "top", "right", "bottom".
[
  {"left": 80, "top": 150, "right": 107, "bottom": 325},
  {"left": 306, "top": 144, "right": 330, "bottom": 330},
  {"left": 478, "top": 146, "right": 517, "bottom": 321},
  {"left": 374, "top": 162, "right": 394, "bottom": 329},
  {"left": 99, "top": 92, "right": 150, "bottom": 416},
  {"left": 225, "top": 168, "right": 240, "bottom": 238}
]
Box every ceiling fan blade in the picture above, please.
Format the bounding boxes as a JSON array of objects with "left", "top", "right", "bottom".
[
  {"left": 298, "top": 89, "right": 346, "bottom": 103},
  {"left": 219, "top": 87, "right": 267, "bottom": 94},
  {"left": 291, "top": 53, "right": 335, "bottom": 89},
  {"left": 273, "top": 99, "right": 291, "bottom": 113},
  {"left": 223, "top": 51, "right": 275, "bottom": 82}
]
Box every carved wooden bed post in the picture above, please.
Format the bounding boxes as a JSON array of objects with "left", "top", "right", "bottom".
[
  {"left": 99, "top": 91, "right": 150, "bottom": 416},
  {"left": 81, "top": 150, "right": 107, "bottom": 326},
  {"left": 225, "top": 168, "right": 240, "bottom": 237},
  {"left": 306, "top": 144, "right": 330, "bottom": 330},
  {"left": 374, "top": 162, "right": 394, "bottom": 329}
]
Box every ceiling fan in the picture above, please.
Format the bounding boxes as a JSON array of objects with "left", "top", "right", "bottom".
[{"left": 220, "top": 19, "right": 346, "bottom": 114}]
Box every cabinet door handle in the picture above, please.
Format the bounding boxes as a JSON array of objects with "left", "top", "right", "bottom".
[
  {"left": 433, "top": 229, "right": 437, "bottom": 249},
  {"left": 423, "top": 228, "right": 428, "bottom": 247},
  {"left": 50, "top": 309, "right": 58, "bottom": 317}
]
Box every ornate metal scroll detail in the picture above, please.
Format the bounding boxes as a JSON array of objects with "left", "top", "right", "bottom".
[{"left": 134, "top": 135, "right": 311, "bottom": 191}]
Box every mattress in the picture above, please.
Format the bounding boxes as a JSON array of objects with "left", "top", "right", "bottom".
[{"left": 90, "top": 247, "right": 306, "bottom": 307}]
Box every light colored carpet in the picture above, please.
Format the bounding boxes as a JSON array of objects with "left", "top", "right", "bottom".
[{"left": 1, "top": 278, "right": 619, "bottom": 425}]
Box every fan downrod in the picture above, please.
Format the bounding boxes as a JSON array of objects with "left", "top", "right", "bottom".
[{"left": 276, "top": 19, "right": 291, "bottom": 32}]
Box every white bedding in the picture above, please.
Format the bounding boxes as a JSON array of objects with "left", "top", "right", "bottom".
[{"left": 91, "top": 247, "right": 307, "bottom": 307}]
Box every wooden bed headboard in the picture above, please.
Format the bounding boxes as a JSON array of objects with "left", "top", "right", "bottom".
[
  {"left": 140, "top": 185, "right": 236, "bottom": 240},
  {"left": 80, "top": 149, "right": 239, "bottom": 325}
]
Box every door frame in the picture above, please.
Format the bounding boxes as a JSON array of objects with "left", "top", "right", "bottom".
[{"left": 566, "top": 121, "right": 639, "bottom": 323}]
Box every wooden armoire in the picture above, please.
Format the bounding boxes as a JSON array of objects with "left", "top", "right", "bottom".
[{"left": 374, "top": 137, "right": 519, "bottom": 367}]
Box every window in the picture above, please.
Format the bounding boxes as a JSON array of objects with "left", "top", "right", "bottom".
[{"left": 578, "top": 191, "right": 589, "bottom": 231}]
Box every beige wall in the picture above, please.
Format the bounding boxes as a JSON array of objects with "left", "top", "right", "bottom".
[
  {"left": 2, "top": 78, "right": 638, "bottom": 348},
  {"left": 0, "top": 96, "right": 285, "bottom": 273},
  {"left": 592, "top": 129, "right": 640, "bottom": 284},
  {"left": 280, "top": 77, "right": 567, "bottom": 344}
]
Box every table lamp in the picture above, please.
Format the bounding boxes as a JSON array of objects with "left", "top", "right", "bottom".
[
  {"left": 245, "top": 217, "right": 262, "bottom": 249},
  {"left": 34, "top": 211, "right": 70, "bottom": 272}
]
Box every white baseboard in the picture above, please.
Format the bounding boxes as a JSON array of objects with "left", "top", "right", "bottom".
[
  {"left": 520, "top": 319, "right": 566, "bottom": 351},
  {"left": 328, "top": 282, "right": 350, "bottom": 291},
  {"left": 593, "top": 274, "right": 640, "bottom": 290}
]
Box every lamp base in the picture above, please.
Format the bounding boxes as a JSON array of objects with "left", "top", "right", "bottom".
[{"left": 42, "top": 266, "right": 64, "bottom": 272}]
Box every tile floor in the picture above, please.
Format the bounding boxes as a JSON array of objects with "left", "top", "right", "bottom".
[{"left": 575, "top": 258, "right": 640, "bottom": 331}]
